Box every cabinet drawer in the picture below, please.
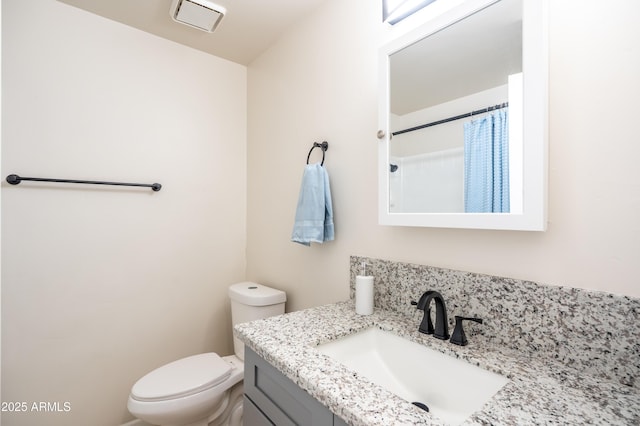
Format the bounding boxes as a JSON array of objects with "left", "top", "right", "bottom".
[
  {"left": 243, "top": 394, "right": 274, "bottom": 426},
  {"left": 244, "top": 347, "right": 334, "bottom": 426}
]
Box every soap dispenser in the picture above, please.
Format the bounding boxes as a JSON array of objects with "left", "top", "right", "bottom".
[{"left": 355, "top": 262, "right": 374, "bottom": 315}]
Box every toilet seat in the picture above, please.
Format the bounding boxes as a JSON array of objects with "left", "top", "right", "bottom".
[{"left": 131, "top": 353, "right": 231, "bottom": 402}]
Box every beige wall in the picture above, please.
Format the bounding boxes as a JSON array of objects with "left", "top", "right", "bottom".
[
  {"left": 2, "top": 1, "right": 246, "bottom": 425},
  {"left": 3, "top": 0, "right": 640, "bottom": 425},
  {"left": 247, "top": 0, "right": 640, "bottom": 312}
]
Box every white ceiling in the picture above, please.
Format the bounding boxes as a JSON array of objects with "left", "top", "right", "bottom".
[{"left": 57, "top": 0, "right": 328, "bottom": 65}]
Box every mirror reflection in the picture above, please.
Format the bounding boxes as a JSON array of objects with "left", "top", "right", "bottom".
[{"left": 389, "top": 0, "right": 522, "bottom": 214}]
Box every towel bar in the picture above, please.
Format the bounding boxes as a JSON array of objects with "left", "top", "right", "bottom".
[
  {"left": 306, "top": 141, "right": 329, "bottom": 166},
  {"left": 6, "top": 174, "right": 162, "bottom": 191}
]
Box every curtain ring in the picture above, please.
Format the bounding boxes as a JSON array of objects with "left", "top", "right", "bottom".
[{"left": 306, "top": 141, "right": 329, "bottom": 165}]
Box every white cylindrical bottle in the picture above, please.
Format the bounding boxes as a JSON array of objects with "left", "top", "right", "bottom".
[{"left": 355, "top": 262, "right": 374, "bottom": 315}]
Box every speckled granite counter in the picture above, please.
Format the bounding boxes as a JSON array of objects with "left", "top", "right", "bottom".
[{"left": 235, "top": 301, "right": 640, "bottom": 425}]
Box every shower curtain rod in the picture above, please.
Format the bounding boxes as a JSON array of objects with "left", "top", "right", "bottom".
[
  {"left": 5, "top": 174, "right": 162, "bottom": 191},
  {"left": 391, "top": 102, "right": 508, "bottom": 137}
]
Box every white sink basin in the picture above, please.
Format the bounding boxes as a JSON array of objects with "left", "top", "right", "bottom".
[{"left": 316, "top": 327, "right": 508, "bottom": 425}]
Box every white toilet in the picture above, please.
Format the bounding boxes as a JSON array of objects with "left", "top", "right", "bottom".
[{"left": 127, "top": 282, "right": 286, "bottom": 426}]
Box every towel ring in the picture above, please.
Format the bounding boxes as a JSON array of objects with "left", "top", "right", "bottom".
[{"left": 306, "top": 141, "right": 329, "bottom": 166}]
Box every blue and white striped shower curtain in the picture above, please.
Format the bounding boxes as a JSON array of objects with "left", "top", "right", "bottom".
[{"left": 463, "top": 108, "right": 510, "bottom": 213}]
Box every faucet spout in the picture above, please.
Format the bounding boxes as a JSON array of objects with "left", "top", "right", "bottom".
[{"left": 416, "top": 290, "right": 449, "bottom": 340}]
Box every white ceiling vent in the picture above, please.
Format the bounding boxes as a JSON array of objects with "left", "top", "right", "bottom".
[{"left": 169, "top": 0, "right": 226, "bottom": 33}]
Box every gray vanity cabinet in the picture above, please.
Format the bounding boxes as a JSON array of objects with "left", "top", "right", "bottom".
[{"left": 244, "top": 347, "right": 348, "bottom": 426}]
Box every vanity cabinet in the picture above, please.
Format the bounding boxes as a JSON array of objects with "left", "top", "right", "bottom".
[{"left": 244, "top": 347, "right": 348, "bottom": 426}]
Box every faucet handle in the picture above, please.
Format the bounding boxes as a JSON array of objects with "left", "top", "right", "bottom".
[
  {"left": 411, "top": 300, "right": 434, "bottom": 335},
  {"left": 450, "top": 316, "right": 483, "bottom": 346},
  {"left": 419, "top": 307, "right": 435, "bottom": 335}
]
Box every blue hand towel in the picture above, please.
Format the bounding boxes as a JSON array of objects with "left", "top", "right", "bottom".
[{"left": 291, "top": 163, "right": 334, "bottom": 246}]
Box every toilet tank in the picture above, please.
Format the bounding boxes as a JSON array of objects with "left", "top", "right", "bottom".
[{"left": 228, "top": 282, "right": 286, "bottom": 360}]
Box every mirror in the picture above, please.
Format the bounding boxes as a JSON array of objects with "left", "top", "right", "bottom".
[{"left": 378, "top": 0, "right": 548, "bottom": 230}]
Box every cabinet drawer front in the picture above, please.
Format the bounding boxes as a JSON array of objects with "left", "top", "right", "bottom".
[
  {"left": 243, "top": 394, "right": 274, "bottom": 426},
  {"left": 245, "top": 347, "right": 334, "bottom": 426}
]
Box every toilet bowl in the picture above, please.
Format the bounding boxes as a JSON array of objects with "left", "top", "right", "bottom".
[{"left": 127, "top": 282, "right": 286, "bottom": 426}]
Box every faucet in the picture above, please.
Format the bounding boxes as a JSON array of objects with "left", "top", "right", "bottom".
[{"left": 414, "top": 290, "right": 450, "bottom": 340}]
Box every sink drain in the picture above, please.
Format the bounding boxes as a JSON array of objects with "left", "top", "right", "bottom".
[{"left": 412, "top": 401, "right": 430, "bottom": 412}]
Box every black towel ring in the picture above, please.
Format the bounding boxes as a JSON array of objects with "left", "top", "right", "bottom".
[{"left": 306, "top": 141, "right": 329, "bottom": 166}]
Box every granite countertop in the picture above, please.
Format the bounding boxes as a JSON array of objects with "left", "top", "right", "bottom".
[{"left": 234, "top": 301, "right": 640, "bottom": 425}]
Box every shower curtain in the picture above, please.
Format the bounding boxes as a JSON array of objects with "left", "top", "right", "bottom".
[{"left": 463, "top": 108, "right": 509, "bottom": 213}]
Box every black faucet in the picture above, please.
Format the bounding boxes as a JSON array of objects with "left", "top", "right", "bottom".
[
  {"left": 414, "top": 291, "right": 450, "bottom": 340},
  {"left": 450, "top": 316, "right": 483, "bottom": 346}
]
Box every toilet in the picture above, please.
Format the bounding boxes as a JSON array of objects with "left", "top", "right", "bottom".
[{"left": 127, "top": 282, "right": 286, "bottom": 426}]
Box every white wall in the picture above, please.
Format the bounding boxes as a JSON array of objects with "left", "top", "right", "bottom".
[
  {"left": 3, "top": 0, "right": 640, "bottom": 425},
  {"left": 1, "top": 1, "right": 247, "bottom": 425},
  {"left": 247, "top": 0, "right": 640, "bottom": 313}
]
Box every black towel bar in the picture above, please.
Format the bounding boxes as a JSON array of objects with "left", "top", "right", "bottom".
[
  {"left": 306, "top": 141, "right": 329, "bottom": 166},
  {"left": 6, "top": 174, "right": 162, "bottom": 191}
]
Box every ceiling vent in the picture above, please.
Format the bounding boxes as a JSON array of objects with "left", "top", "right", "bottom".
[{"left": 169, "top": 0, "right": 226, "bottom": 33}]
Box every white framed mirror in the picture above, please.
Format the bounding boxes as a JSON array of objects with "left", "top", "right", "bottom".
[{"left": 378, "top": 0, "right": 548, "bottom": 230}]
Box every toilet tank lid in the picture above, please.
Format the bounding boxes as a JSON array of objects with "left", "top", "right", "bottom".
[{"left": 228, "top": 282, "right": 286, "bottom": 306}]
